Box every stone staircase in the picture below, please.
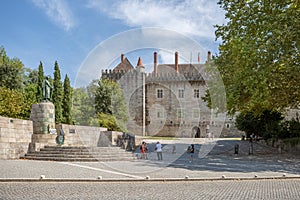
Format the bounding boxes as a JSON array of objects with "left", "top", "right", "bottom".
[{"left": 21, "top": 146, "right": 136, "bottom": 162}]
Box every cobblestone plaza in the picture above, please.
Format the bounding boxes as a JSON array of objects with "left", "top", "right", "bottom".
[{"left": 0, "top": 139, "right": 300, "bottom": 199}]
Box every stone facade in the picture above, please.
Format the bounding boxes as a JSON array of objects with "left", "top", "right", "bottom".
[
  {"left": 102, "top": 51, "right": 225, "bottom": 137},
  {"left": 0, "top": 116, "right": 32, "bottom": 159}
]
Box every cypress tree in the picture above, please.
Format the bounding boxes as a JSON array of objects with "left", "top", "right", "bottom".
[
  {"left": 37, "top": 61, "right": 44, "bottom": 102},
  {"left": 62, "top": 74, "right": 73, "bottom": 124},
  {"left": 52, "top": 61, "right": 63, "bottom": 123}
]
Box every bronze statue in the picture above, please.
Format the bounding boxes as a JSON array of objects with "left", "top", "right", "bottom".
[{"left": 42, "top": 77, "right": 52, "bottom": 102}]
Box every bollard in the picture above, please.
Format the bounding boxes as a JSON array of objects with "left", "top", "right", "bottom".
[
  {"left": 40, "top": 175, "right": 46, "bottom": 180},
  {"left": 249, "top": 143, "right": 253, "bottom": 155},
  {"left": 234, "top": 144, "right": 239, "bottom": 154}
]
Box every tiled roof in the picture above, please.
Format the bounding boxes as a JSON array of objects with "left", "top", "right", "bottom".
[{"left": 113, "top": 58, "right": 134, "bottom": 72}]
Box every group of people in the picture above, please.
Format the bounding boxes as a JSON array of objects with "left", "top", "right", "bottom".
[
  {"left": 139, "top": 142, "right": 195, "bottom": 162},
  {"left": 139, "top": 141, "right": 162, "bottom": 160}
]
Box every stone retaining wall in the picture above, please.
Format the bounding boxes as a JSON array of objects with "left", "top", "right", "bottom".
[
  {"left": 56, "top": 124, "right": 108, "bottom": 147},
  {"left": 0, "top": 116, "right": 32, "bottom": 159}
]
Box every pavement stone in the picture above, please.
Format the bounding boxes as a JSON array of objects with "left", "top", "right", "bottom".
[
  {"left": 0, "top": 180, "right": 300, "bottom": 200},
  {"left": 0, "top": 139, "right": 300, "bottom": 199},
  {"left": 0, "top": 139, "right": 299, "bottom": 180}
]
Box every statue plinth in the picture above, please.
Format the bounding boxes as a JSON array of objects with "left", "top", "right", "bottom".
[{"left": 30, "top": 102, "right": 55, "bottom": 134}]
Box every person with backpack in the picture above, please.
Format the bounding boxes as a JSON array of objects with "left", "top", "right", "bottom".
[{"left": 187, "top": 144, "right": 195, "bottom": 162}]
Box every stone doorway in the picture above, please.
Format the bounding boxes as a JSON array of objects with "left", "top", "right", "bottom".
[{"left": 192, "top": 126, "right": 201, "bottom": 138}]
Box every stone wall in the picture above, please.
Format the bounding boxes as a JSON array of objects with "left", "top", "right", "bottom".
[
  {"left": 56, "top": 124, "right": 108, "bottom": 147},
  {"left": 0, "top": 115, "right": 123, "bottom": 159},
  {"left": 0, "top": 116, "right": 32, "bottom": 159}
]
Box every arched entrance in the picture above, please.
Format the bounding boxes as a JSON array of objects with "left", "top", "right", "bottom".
[{"left": 192, "top": 126, "right": 201, "bottom": 138}]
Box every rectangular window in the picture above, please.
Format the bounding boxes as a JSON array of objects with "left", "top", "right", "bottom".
[
  {"left": 157, "top": 109, "right": 164, "bottom": 119},
  {"left": 157, "top": 89, "right": 163, "bottom": 98},
  {"left": 178, "top": 89, "right": 184, "bottom": 98},
  {"left": 177, "top": 109, "right": 183, "bottom": 119},
  {"left": 194, "top": 89, "right": 200, "bottom": 98},
  {"left": 193, "top": 109, "right": 200, "bottom": 119}
]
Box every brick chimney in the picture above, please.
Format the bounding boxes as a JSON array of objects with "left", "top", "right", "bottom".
[
  {"left": 207, "top": 51, "right": 211, "bottom": 62},
  {"left": 154, "top": 52, "right": 158, "bottom": 76},
  {"left": 137, "top": 57, "right": 143, "bottom": 67},
  {"left": 175, "top": 52, "right": 179, "bottom": 73},
  {"left": 121, "top": 54, "right": 125, "bottom": 62},
  {"left": 137, "top": 57, "right": 144, "bottom": 72}
]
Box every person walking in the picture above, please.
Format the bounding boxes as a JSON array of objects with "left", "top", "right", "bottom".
[
  {"left": 155, "top": 141, "right": 163, "bottom": 160},
  {"left": 188, "top": 144, "right": 195, "bottom": 162},
  {"left": 140, "top": 142, "right": 146, "bottom": 159}
]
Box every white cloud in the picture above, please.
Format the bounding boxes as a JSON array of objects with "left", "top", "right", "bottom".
[
  {"left": 31, "top": 0, "right": 75, "bottom": 31},
  {"left": 87, "top": 0, "right": 226, "bottom": 40}
]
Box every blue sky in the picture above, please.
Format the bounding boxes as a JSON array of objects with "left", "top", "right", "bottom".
[{"left": 0, "top": 0, "right": 226, "bottom": 87}]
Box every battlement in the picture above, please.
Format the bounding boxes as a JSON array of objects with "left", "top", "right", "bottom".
[
  {"left": 101, "top": 68, "right": 205, "bottom": 83},
  {"left": 146, "top": 72, "right": 204, "bottom": 82},
  {"left": 101, "top": 69, "right": 138, "bottom": 81},
  {"left": 101, "top": 51, "right": 212, "bottom": 83}
]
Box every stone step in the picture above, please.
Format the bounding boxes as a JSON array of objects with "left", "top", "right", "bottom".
[
  {"left": 28, "top": 151, "right": 131, "bottom": 155},
  {"left": 21, "top": 145, "right": 136, "bottom": 162},
  {"left": 41, "top": 146, "right": 124, "bottom": 152},
  {"left": 21, "top": 156, "right": 135, "bottom": 162},
  {"left": 24, "top": 153, "right": 134, "bottom": 158}
]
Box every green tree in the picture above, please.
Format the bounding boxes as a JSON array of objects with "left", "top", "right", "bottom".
[
  {"left": 0, "top": 46, "right": 24, "bottom": 90},
  {"left": 236, "top": 109, "right": 284, "bottom": 140},
  {"left": 0, "top": 87, "right": 24, "bottom": 118},
  {"left": 62, "top": 74, "right": 73, "bottom": 124},
  {"left": 72, "top": 87, "right": 96, "bottom": 126},
  {"left": 22, "top": 83, "right": 38, "bottom": 118},
  {"left": 214, "top": 0, "right": 300, "bottom": 115},
  {"left": 37, "top": 62, "right": 44, "bottom": 102},
  {"left": 95, "top": 78, "right": 128, "bottom": 131},
  {"left": 52, "top": 61, "right": 63, "bottom": 123},
  {"left": 279, "top": 115, "right": 300, "bottom": 139}
]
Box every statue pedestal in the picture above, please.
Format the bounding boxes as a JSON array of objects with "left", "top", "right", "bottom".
[{"left": 30, "top": 102, "right": 55, "bottom": 134}]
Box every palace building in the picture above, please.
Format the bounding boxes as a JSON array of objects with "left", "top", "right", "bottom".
[{"left": 102, "top": 51, "right": 237, "bottom": 138}]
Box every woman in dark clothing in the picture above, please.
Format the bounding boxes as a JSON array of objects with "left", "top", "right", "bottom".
[{"left": 189, "top": 144, "right": 195, "bottom": 162}]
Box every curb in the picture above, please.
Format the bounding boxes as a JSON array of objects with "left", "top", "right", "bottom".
[{"left": 1, "top": 176, "right": 300, "bottom": 182}]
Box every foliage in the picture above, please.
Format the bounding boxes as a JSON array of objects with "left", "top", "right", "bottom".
[
  {"left": 235, "top": 109, "right": 284, "bottom": 139},
  {"left": 72, "top": 87, "right": 97, "bottom": 126},
  {"left": 214, "top": 0, "right": 300, "bottom": 115},
  {"left": 279, "top": 114, "right": 300, "bottom": 139},
  {"left": 95, "top": 78, "right": 128, "bottom": 131},
  {"left": 0, "top": 46, "right": 24, "bottom": 90},
  {"left": 62, "top": 74, "right": 73, "bottom": 124},
  {"left": 97, "top": 113, "right": 122, "bottom": 131},
  {"left": 37, "top": 62, "right": 44, "bottom": 102},
  {"left": 52, "top": 61, "right": 63, "bottom": 123},
  {"left": 0, "top": 87, "right": 24, "bottom": 118},
  {"left": 0, "top": 86, "right": 36, "bottom": 119},
  {"left": 202, "top": 61, "right": 227, "bottom": 113},
  {"left": 22, "top": 83, "right": 38, "bottom": 118}
]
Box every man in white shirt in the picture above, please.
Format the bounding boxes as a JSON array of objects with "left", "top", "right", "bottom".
[{"left": 155, "top": 141, "right": 163, "bottom": 160}]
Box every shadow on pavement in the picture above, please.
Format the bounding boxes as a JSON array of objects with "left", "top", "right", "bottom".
[{"left": 134, "top": 140, "right": 300, "bottom": 175}]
